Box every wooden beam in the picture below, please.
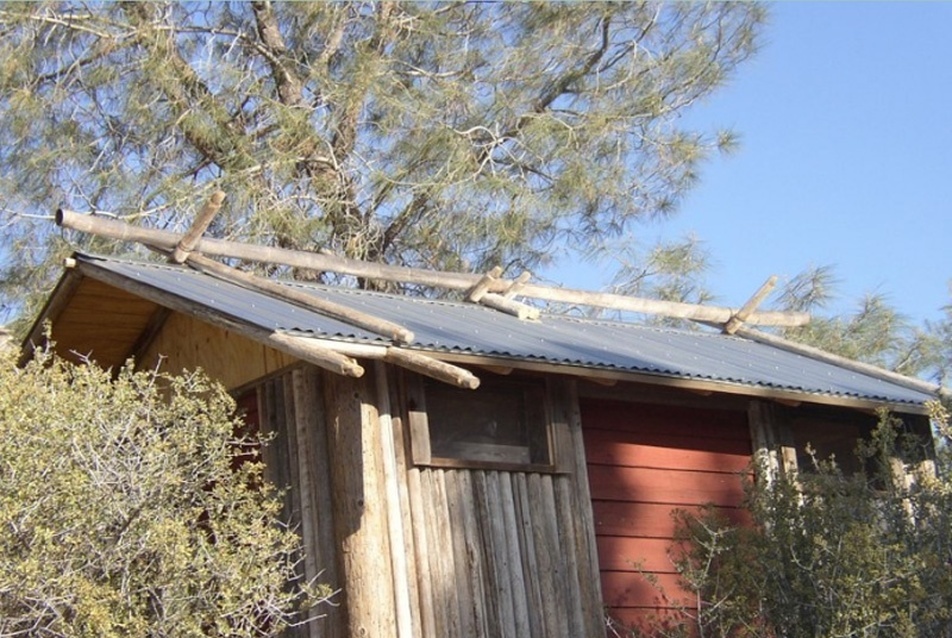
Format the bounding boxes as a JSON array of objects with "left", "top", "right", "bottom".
[
  {"left": 502, "top": 271, "right": 532, "bottom": 300},
  {"left": 269, "top": 332, "right": 364, "bottom": 378},
  {"left": 383, "top": 347, "right": 480, "bottom": 390},
  {"left": 170, "top": 191, "right": 225, "bottom": 263},
  {"left": 56, "top": 211, "right": 810, "bottom": 327},
  {"left": 466, "top": 267, "right": 503, "bottom": 302},
  {"left": 477, "top": 292, "right": 540, "bottom": 321},
  {"left": 184, "top": 252, "right": 415, "bottom": 344},
  {"left": 723, "top": 275, "right": 778, "bottom": 334}
]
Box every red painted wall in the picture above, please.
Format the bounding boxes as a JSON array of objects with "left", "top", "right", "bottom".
[{"left": 581, "top": 398, "right": 752, "bottom": 631}]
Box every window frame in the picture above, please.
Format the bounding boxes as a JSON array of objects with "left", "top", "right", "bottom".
[{"left": 405, "top": 371, "right": 567, "bottom": 473}]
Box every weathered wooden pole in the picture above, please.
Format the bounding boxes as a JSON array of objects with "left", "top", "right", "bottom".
[{"left": 322, "top": 372, "right": 398, "bottom": 637}]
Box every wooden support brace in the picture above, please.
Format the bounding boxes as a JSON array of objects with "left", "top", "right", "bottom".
[
  {"left": 502, "top": 271, "right": 532, "bottom": 300},
  {"left": 170, "top": 191, "right": 226, "bottom": 263},
  {"left": 269, "top": 332, "right": 365, "bottom": 378},
  {"left": 384, "top": 347, "right": 480, "bottom": 390},
  {"left": 184, "top": 252, "right": 415, "bottom": 344},
  {"left": 466, "top": 266, "right": 503, "bottom": 302},
  {"left": 478, "top": 292, "right": 540, "bottom": 321},
  {"left": 724, "top": 276, "right": 778, "bottom": 334}
]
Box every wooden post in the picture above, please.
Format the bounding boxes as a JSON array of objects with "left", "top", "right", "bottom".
[{"left": 323, "top": 372, "right": 397, "bottom": 637}]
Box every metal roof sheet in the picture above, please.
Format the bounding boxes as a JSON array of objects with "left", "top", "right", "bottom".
[{"left": 78, "top": 254, "right": 935, "bottom": 407}]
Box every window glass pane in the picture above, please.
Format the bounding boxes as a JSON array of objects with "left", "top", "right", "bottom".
[{"left": 424, "top": 377, "right": 548, "bottom": 466}]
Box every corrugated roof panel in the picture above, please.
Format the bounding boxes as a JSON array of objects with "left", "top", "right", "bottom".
[{"left": 80, "top": 254, "right": 935, "bottom": 406}]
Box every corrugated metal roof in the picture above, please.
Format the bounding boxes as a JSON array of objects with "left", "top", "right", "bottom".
[{"left": 77, "top": 253, "right": 935, "bottom": 407}]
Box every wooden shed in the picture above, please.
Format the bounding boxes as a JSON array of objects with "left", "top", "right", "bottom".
[{"left": 26, "top": 239, "right": 941, "bottom": 637}]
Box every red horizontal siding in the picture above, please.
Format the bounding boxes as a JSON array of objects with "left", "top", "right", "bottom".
[
  {"left": 592, "top": 500, "right": 749, "bottom": 539},
  {"left": 588, "top": 465, "right": 746, "bottom": 506},
  {"left": 584, "top": 427, "right": 751, "bottom": 468},
  {"left": 581, "top": 398, "right": 751, "bottom": 634}
]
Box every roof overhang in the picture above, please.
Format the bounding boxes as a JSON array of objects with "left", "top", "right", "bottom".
[{"left": 24, "top": 253, "right": 939, "bottom": 416}]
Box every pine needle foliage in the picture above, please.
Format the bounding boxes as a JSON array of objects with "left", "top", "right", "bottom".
[{"left": 0, "top": 1, "right": 764, "bottom": 323}]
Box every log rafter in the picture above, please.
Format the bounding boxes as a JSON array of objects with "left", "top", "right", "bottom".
[{"left": 56, "top": 208, "right": 811, "bottom": 328}]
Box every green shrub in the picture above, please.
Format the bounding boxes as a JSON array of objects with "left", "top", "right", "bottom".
[
  {"left": 635, "top": 404, "right": 952, "bottom": 638},
  {"left": 0, "top": 346, "right": 326, "bottom": 637}
]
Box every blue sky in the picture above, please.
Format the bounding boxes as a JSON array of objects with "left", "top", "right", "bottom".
[{"left": 557, "top": 2, "right": 951, "bottom": 326}]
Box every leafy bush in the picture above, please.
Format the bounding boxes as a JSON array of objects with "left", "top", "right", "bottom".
[
  {"left": 633, "top": 404, "right": 952, "bottom": 638},
  {"left": 0, "top": 346, "right": 325, "bottom": 637}
]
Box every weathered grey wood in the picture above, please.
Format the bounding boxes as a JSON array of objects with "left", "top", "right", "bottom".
[
  {"left": 477, "top": 292, "right": 540, "bottom": 321},
  {"left": 561, "top": 379, "right": 606, "bottom": 636},
  {"left": 749, "top": 399, "right": 801, "bottom": 486},
  {"left": 532, "top": 473, "right": 568, "bottom": 636},
  {"left": 322, "top": 373, "right": 397, "bottom": 637},
  {"left": 406, "top": 467, "right": 436, "bottom": 638},
  {"left": 434, "top": 470, "right": 463, "bottom": 636},
  {"left": 290, "top": 368, "right": 345, "bottom": 638},
  {"left": 170, "top": 190, "right": 225, "bottom": 263},
  {"left": 57, "top": 209, "right": 811, "bottom": 327},
  {"left": 372, "top": 362, "right": 414, "bottom": 638},
  {"left": 497, "top": 472, "right": 531, "bottom": 638},
  {"left": 501, "top": 271, "right": 531, "bottom": 300},
  {"left": 466, "top": 266, "right": 503, "bottom": 302},
  {"left": 455, "top": 471, "right": 491, "bottom": 637},
  {"left": 420, "top": 470, "right": 451, "bottom": 636},
  {"left": 258, "top": 378, "right": 307, "bottom": 638},
  {"left": 511, "top": 473, "right": 544, "bottom": 637},
  {"left": 444, "top": 471, "right": 478, "bottom": 637},
  {"left": 475, "top": 471, "right": 515, "bottom": 636},
  {"left": 553, "top": 476, "right": 587, "bottom": 638},
  {"left": 383, "top": 368, "right": 424, "bottom": 638}
]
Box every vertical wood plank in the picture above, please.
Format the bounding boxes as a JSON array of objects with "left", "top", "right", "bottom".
[
  {"left": 293, "top": 367, "right": 343, "bottom": 638},
  {"left": 386, "top": 369, "right": 425, "bottom": 638},
  {"left": 553, "top": 476, "right": 586, "bottom": 638},
  {"left": 511, "top": 473, "right": 544, "bottom": 636},
  {"left": 532, "top": 473, "right": 569, "bottom": 637},
  {"left": 498, "top": 472, "right": 531, "bottom": 638},
  {"left": 373, "top": 362, "right": 414, "bottom": 638},
  {"left": 406, "top": 467, "right": 436, "bottom": 638},
  {"left": 420, "top": 470, "right": 450, "bottom": 636},
  {"left": 560, "top": 379, "right": 606, "bottom": 637},
  {"left": 258, "top": 378, "right": 306, "bottom": 638},
  {"left": 476, "top": 471, "right": 514, "bottom": 636},
  {"left": 456, "top": 470, "right": 491, "bottom": 637},
  {"left": 445, "top": 470, "right": 477, "bottom": 636},
  {"left": 433, "top": 470, "right": 462, "bottom": 636}
]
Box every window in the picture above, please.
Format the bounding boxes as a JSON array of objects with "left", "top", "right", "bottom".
[{"left": 407, "top": 373, "right": 556, "bottom": 471}]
